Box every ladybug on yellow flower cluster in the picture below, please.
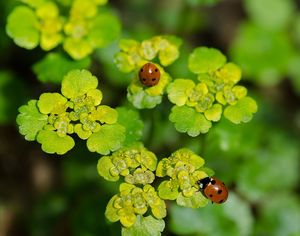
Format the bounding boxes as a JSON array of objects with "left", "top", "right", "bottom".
[
  {"left": 197, "top": 176, "right": 228, "bottom": 204},
  {"left": 138, "top": 62, "right": 160, "bottom": 86}
]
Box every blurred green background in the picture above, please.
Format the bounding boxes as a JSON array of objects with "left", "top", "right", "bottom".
[{"left": 0, "top": 0, "right": 299, "bottom": 235}]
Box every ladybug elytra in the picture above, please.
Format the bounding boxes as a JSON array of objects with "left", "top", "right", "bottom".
[
  {"left": 197, "top": 176, "right": 228, "bottom": 204},
  {"left": 139, "top": 63, "right": 160, "bottom": 86}
]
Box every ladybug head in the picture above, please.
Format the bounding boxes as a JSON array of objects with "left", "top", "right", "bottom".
[{"left": 197, "top": 177, "right": 211, "bottom": 190}]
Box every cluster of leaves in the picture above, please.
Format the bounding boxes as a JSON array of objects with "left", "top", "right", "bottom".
[
  {"left": 8, "top": 2, "right": 259, "bottom": 233},
  {"left": 169, "top": 99, "right": 300, "bottom": 235},
  {"left": 97, "top": 144, "right": 157, "bottom": 184},
  {"left": 156, "top": 148, "right": 212, "bottom": 208},
  {"left": 97, "top": 145, "right": 212, "bottom": 234},
  {"left": 230, "top": 0, "right": 300, "bottom": 93},
  {"left": 168, "top": 47, "right": 257, "bottom": 136},
  {"left": 114, "top": 35, "right": 182, "bottom": 108},
  {"left": 106, "top": 183, "right": 166, "bottom": 228},
  {"left": 4, "top": 0, "right": 299, "bottom": 235},
  {"left": 6, "top": 0, "right": 121, "bottom": 60},
  {"left": 115, "top": 36, "right": 257, "bottom": 136},
  {"left": 16, "top": 69, "right": 125, "bottom": 155},
  {"left": 12, "top": 29, "right": 259, "bottom": 235}
]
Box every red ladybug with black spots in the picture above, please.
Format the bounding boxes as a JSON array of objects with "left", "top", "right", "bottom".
[
  {"left": 139, "top": 62, "right": 160, "bottom": 86},
  {"left": 197, "top": 176, "right": 228, "bottom": 204}
]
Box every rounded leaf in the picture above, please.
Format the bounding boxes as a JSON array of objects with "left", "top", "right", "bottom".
[
  {"left": 95, "top": 105, "right": 118, "bottom": 124},
  {"left": 105, "top": 195, "right": 120, "bottom": 222},
  {"left": 119, "top": 39, "right": 140, "bottom": 52},
  {"left": 61, "top": 69, "right": 98, "bottom": 99},
  {"left": 128, "top": 89, "right": 162, "bottom": 109},
  {"left": 179, "top": 148, "right": 205, "bottom": 168},
  {"left": 224, "top": 97, "right": 258, "bottom": 124},
  {"left": 188, "top": 47, "right": 226, "bottom": 74},
  {"left": 63, "top": 38, "right": 93, "bottom": 60},
  {"left": 16, "top": 100, "right": 48, "bottom": 141},
  {"left": 40, "top": 33, "right": 62, "bottom": 51},
  {"left": 169, "top": 105, "right": 212, "bottom": 136},
  {"left": 159, "top": 44, "right": 180, "bottom": 66},
  {"left": 157, "top": 35, "right": 182, "bottom": 66},
  {"left": 97, "top": 156, "right": 119, "bottom": 181},
  {"left": 36, "top": 130, "right": 75, "bottom": 154},
  {"left": 151, "top": 200, "right": 167, "bottom": 219},
  {"left": 86, "top": 123, "right": 125, "bottom": 155},
  {"left": 216, "top": 63, "right": 242, "bottom": 84},
  {"left": 204, "top": 104, "right": 222, "bottom": 121},
  {"left": 114, "top": 52, "right": 135, "bottom": 73},
  {"left": 74, "top": 124, "right": 92, "bottom": 139},
  {"left": 87, "top": 89, "right": 102, "bottom": 106},
  {"left": 122, "top": 215, "right": 165, "bottom": 236},
  {"left": 139, "top": 39, "right": 158, "bottom": 60},
  {"left": 156, "top": 158, "right": 169, "bottom": 177},
  {"left": 167, "top": 79, "right": 195, "bottom": 106},
  {"left": 37, "top": 93, "right": 67, "bottom": 114},
  {"left": 176, "top": 192, "right": 208, "bottom": 208},
  {"left": 120, "top": 211, "right": 137, "bottom": 228},
  {"left": 6, "top": 6, "right": 39, "bottom": 49},
  {"left": 158, "top": 180, "right": 179, "bottom": 200}
]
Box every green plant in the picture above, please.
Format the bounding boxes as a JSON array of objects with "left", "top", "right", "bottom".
[
  {"left": 17, "top": 69, "right": 126, "bottom": 155},
  {"left": 114, "top": 38, "right": 257, "bottom": 135},
  {"left": 7, "top": 0, "right": 263, "bottom": 235},
  {"left": 6, "top": 0, "right": 120, "bottom": 59}
]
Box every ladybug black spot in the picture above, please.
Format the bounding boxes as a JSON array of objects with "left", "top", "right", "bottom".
[
  {"left": 217, "top": 190, "right": 222, "bottom": 194},
  {"left": 155, "top": 68, "right": 158, "bottom": 72},
  {"left": 219, "top": 199, "right": 224, "bottom": 203},
  {"left": 142, "top": 78, "right": 146, "bottom": 81},
  {"left": 211, "top": 180, "right": 216, "bottom": 185},
  {"left": 209, "top": 194, "right": 213, "bottom": 197},
  {"left": 140, "top": 68, "right": 143, "bottom": 72},
  {"left": 152, "top": 78, "right": 156, "bottom": 81}
]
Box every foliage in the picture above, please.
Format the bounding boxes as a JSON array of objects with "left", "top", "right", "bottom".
[
  {"left": 99, "top": 146, "right": 213, "bottom": 232},
  {"left": 2, "top": 0, "right": 299, "bottom": 236},
  {"left": 156, "top": 148, "right": 209, "bottom": 208},
  {"left": 114, "top": 35, "right": 182, "bottom": 109},
  {"left": 97, "top": 144, "right": 157, "bottom": 183},
  {"left": 17, "top": 69, "right": 126, "bottom": 154},
  {"left": 167, "top": 47, "right": 257, "bottom": 136},
  {"left": 6, "top": 0, "right": 121, "bottom": 59},
  {"left": 121, "top": 215, "right": 165, "bottom": 236},
  {"left": 105, "top": 183, "right": 166, "bottom": 228}
]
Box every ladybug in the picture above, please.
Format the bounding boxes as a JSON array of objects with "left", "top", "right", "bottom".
[
  {"left": 197, "top": 176, "right": 228, "bottom": 204},
  {"left": 139, "top": 63, "right": 160, "bottom": 87}
]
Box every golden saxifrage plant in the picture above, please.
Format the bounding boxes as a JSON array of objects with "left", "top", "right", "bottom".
[{"left": 8, "top": 0, "right": 257, "bottom": 235}]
